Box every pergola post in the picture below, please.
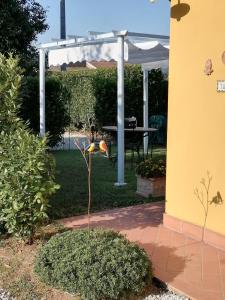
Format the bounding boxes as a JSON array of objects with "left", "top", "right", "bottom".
[
  {"left": 143, "top": 69, "right": 149, "bottom": 154},
  {"left": 115, "top": 35, "right": 126, "bottom": 186},
  {"left": 39, "top": 48, "right": 46, "bottom": 136}
]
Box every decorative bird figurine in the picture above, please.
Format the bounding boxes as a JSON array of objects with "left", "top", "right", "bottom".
[
  {"left": 85, "top": 143, "right": 95, "bottom": 153},
  {"left": 99, "top": 140, "right": 109, "bottom": 157}
]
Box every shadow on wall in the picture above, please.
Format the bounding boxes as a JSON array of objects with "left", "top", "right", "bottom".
[
  {"left": 171, "top": 0, "right": 190, "bottom": 21},
  {"left": 194, "top": 171, "right": 223, "bottom": 241}
]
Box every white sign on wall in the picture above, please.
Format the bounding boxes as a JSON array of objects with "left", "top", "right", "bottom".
[{"left": 217, "top": 80, "right": 225, "bottom": 92}]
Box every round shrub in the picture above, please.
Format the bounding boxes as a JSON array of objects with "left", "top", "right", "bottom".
[{"left": 34, "top": 229, "right": 152, "bottom": 300}]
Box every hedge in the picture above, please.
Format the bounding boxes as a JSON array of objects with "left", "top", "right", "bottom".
[
  {"left": 20, "top": 76, "right": 70, "bottom": 147},
  {"left": 55, "top": 65, "right": 168, "bottom": 131},
  {"left": 20, "top": 66, "right": 167, "bottom": 144}
]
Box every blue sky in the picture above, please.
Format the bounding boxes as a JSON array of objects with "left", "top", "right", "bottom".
[{"left": 37, "top": 0, "right": 170, "bottom": 44}]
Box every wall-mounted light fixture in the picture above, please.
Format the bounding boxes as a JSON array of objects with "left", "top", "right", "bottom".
[{"left": 150, "top": 0, "right": 190, "bottom": 21}]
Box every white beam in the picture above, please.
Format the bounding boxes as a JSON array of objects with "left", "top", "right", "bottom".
[
  {"left": 38, "top": 30, "right": 128, "bottom": 49},
  {"left": 143, "top": 70, "right": 149, "bottom": 154},
  {"left": 88, "top": 31, "right": 106, "bottom": 35},
  {"left": 115, "top": 35, "right": 126, "bottom": 186},
  {"left": 127, "top": 31, "right": 169, "bottom": 40},
  {"left": 67, "top": 35, "right": 84, "bottom": 39},
  {"left": 51, "top": 38, "right": 64, "bottom": 42},
  {"left": 38, "top": 30, "right": 169, "bottom": 50},
  {"left": 39, "top": 49, "right": 46, "bottom": 136}
]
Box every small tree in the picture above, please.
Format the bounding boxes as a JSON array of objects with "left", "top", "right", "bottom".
[
  {"left": 0, "top": 0, "right": 48, "bottom": 72},
  {"left": 0, "top": 54, "right": 59, "bottom": 243}
]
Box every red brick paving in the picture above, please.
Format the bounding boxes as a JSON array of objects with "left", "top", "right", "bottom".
[{"left": 60, "top": 202, "right": 225, "bottom": 300}]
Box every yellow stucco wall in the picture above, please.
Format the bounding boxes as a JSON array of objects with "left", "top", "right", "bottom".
[{"left": 166, "top": 0, "right": 225, "bottom": 235}]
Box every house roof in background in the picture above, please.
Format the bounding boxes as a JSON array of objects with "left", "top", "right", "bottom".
[{"left": 87, "top": 61, "right": 117, "bottom": 69}]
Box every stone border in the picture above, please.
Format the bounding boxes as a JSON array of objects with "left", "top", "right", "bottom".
[{"left": 163, "top": 213, "right": 225, "bottom": 251}]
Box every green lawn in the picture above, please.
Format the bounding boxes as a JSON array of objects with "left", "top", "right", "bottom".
[{"left": 49, "top": 147, "right": 166, "bottom": 220}]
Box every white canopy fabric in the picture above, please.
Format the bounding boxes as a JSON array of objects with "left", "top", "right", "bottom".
[{"left": 48, "top": 39, "right": 169, "bottom": 66}]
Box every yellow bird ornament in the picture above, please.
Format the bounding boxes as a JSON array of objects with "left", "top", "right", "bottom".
[
  {"left": 99, "top": 140, "right": 109, "bottom": 157},
  {"left": 85, "top": 143, "right": 95, "bottom": 153}
]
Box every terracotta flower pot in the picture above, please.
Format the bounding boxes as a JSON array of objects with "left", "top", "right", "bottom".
[{"left": 136, "top": 175, "right": 166, "bottom": 198}]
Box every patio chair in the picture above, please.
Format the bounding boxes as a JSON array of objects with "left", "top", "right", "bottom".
[
  {"left": 149, "top": 115, "right": 167, "bottom": 146},
  {"left": 124, "top": 131, "right": 144, "bottom": 167}
]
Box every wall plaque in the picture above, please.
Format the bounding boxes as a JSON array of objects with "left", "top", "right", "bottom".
[
  {"left": 204, "top": 59, "right": 213, "bottom": 75},
  {"left": 222, "top": 52, "right": 225, "bottom": 65},
  {"left": 217, "top": 80, "right": 225, "bottom": 92}
]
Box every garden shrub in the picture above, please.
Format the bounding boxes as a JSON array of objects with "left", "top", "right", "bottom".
[
  {"left": 34, "top": 229, "right": 152, "bottom": 300},
  {"left": 0, "top": 129, "right": 58, "bottom": 240},
  {"left": 0, "top": 54, "right": 59, "bottom": 241},
  {"left": 20, "top": 76, "right": 70, "bottom": 147}
]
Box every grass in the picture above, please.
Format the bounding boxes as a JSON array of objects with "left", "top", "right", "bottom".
[{"left": 49, "top": 147, "right": 166, "bottom": 219}]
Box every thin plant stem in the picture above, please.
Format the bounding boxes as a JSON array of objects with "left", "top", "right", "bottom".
[
  {"left": 201, "top": 173, "right": 212, "bottom": 241},
  {"left": 74, "top": 138, "right": 89, "bottom": 170},
  {"left": 74, "top": 137, "right": 92, "bottom": 233},
  {"left": 194, "top": 172, "right": 212, "bottom": 241},
  {"left": 88, "top": 152, "right": 92, "bottom": 232}
]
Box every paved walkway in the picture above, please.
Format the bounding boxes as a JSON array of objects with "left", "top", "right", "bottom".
[{"left": 60, "top": 202, "right": 225, "bottom": 300}]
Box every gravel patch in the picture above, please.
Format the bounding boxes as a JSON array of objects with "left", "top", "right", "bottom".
[
  {"left": 144, "top": 290, "right": 188, "bottom": 300},
  {"left": 0, "top": 289, "right": 15, "bottom": 300},
  {"left": 144, "top": 278, "right": 189, "bottom": 300},
  {"left": 0, "top": 287, "right": 188, "bottom": 300}
]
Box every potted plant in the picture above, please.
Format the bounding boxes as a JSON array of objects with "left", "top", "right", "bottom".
[{"left": 136, "top": 159, "right": 166, "bottom": 198}]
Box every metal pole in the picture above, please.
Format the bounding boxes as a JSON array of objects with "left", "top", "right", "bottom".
[
  {"left": 60, "top": 0, "right": 67, "bottom": 71},
  {"left": 60, "top": 0, "right": 66, "bottom": 39},
  {"left": 39, "top": 48, "right": 46, "bottom": 136},
  {"left": 143, "top": 69, "right": 149, "bottom": 154},
  {"left": 115, "top": 35, "right": 126, "bottom": 186}
]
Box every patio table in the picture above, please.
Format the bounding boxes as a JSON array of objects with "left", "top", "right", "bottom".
[
  {"left": 102, "top": 126, "right": 158, "bottom": 160},
  {"left": 102, "top": 126, "right": 158, "bottom": 133}
]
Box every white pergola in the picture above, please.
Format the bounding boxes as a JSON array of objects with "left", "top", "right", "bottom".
[{"left": 39, "top": 30, "right": 169, "bottom": 186}]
